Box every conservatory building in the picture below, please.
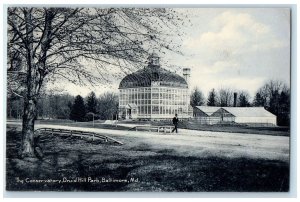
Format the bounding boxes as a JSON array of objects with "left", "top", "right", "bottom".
[{"left": 118, "top": 53, "right": 191, "bottom": 120}]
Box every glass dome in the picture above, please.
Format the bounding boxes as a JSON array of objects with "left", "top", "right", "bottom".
[{"left": 119, "top": 54, "right": 188, "bottom": 89}]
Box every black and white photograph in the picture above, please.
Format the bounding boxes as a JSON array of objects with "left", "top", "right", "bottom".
[{"left": 4, "top": 4, "right": 293, "bottom": 193}]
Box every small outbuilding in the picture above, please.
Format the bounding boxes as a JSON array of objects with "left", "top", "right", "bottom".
[
  {"left": 193, "top": 106, "right": 221, "bottom": 125},
  {"left": 211, "top": 107, "right": 277, "bottom": 126}
]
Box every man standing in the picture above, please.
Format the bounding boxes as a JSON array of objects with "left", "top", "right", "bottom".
[{"left": 172, "top": 114, "right": 179, "bottom": 133}]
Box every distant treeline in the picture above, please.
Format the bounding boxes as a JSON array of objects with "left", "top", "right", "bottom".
[
  {"left": 7, "top": 91, "right": 118, "bottom": 122},
  {"left": 190, "top": 80, "right": 290, "bottom": 126},
  {"left": 7, "top": 79, "right": 290, "bottom": 126}
]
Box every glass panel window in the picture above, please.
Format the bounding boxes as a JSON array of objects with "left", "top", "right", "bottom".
[
  {"left": 152, "top": 100, "right": 159, "bottom": 104},
  {"left": 152, "top": 93, "right": 159, "bottom": 99},
  {"left": 141, "top": 106, "right": 144, "bottom": 114},
  {"left": 152, "top": 106, "right": 159, "bottom": 114}
]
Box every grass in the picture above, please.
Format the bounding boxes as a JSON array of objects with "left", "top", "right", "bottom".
[
  {"left": 8, "top": 119, "right": 290, "bottom": 136},
  {"left": 6, "top": 126, "right": 289, "bottom": 192},
  {"left": 150, "top": 120, "right": 290, "bottom": 136}
]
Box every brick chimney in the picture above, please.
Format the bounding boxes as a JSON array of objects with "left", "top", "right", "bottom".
[
  {"left": 233, "top": 92, "right": 237, "bottom": 107},
  {"left": 183, "top": 68, "right": 191, "bottom": 88}
]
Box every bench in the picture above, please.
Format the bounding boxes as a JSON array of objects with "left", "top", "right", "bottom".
[
  {"left": 157, "top": 125, "right": 174, "bottom": 133},
  {"left": 135, "top": 125, "right": 174, "bottom": 134}
]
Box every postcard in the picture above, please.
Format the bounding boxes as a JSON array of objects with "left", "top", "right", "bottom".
[{"left": 6, "top": 6, "right": 291, "bottom": 192}]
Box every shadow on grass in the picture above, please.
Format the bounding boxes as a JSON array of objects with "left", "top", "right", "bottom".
[{"left": 6, "top": 126, "right": 289, "bottom": 192}]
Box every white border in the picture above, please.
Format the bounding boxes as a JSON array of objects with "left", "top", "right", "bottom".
[{"left": 1, "top": 0, "right": 298, "bottom": 200}]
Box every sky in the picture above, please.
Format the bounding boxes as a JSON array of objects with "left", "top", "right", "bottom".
[{"left": 48, "top": 8, "right": 291, "bottom": 100}]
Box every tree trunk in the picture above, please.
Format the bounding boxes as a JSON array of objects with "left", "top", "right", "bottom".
[
  {"left": 21, "top": 8, "right": 36, "bottom": 157},
  {"left": 21, "top": 98, "right": 37, "bottom": 157}
]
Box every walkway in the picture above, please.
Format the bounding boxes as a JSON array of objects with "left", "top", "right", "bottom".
[{"left": 7, "top": 121, "right": 289, "bottom": 162}]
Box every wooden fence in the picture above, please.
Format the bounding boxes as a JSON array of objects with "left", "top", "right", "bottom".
[{"left": 35, "top": 128, "right": 123, "bottom": 145}]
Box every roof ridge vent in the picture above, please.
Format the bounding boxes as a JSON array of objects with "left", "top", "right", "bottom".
[{"left": 147, "top": 53, "right": 160, "bottom": 68}]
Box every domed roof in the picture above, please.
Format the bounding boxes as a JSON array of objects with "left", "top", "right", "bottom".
[{"left": 119, "top": 65, "right": 188, "bottom": 89}]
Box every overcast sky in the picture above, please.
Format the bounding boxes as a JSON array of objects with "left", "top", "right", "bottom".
[{"left": 49, "top": 8, "right": 290, "bottom": 99}]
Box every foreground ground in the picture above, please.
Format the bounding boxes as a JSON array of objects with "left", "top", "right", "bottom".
[{"left": 6, "top": 122, "right": 290, "bottom": 192}]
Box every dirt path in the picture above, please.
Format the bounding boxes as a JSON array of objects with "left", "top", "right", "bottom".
[
  {"left": 7, "top": 122, "right": 289, "bottom": 162},
  {"left": 7, "top": 121, "right": 289, "bottom": 162}
]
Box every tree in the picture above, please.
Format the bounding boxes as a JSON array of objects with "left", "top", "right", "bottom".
[
  {"left": 254, "top": 80, "right": 283, "bottom": 108},
  {"left": 269, "top": 90, "right": 280, "bottom": 116},
  {"left": 253, "top": 80, "right": 290, "bottom": 126},
  {"left": 237, "top": 91, "right": 251, "bottom": 107},
  {"left": 278, "top": 88, "right": 290, "bottom": 126},
  {"left": 253, "top": 92, "right": 266, "bottom": 107},
  {"left": 8, "top": 7, "right": 183, "bottom": 156},
  {"left": 56, "top": 94, "right": 74, "bottom": 119},
  {"left": 35, "top": 92, "right": 74, "bottom": 119},
  {"left": 86, "top": 91, "right": 97, "bottom": 114},
  {"left": 207, "top": 88, "right": 217, "bottom": 106},
  {"left": 69, "top": 95, "right": 86, "bottom": 122},
  {"left": 217, "top": 88, "right": 233, "bottom": 107},
  {"left": 7, "top": 96, "right": 23, "bottom": 119},
  {"left": 190, "top": 87, "right": 205, "bottom": 107},
  {"left": 97, "top": 92, "right": 119, "bottom": 120}
]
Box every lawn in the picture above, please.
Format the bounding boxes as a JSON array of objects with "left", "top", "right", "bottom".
[
  {"left": 7, "top": 119, "right": 290, "bottom": 136},
  {"left": 150, "top": 120, "right": 290, "bottom": 136},
  {"left": 6, "top": 126, "right": 289, "bottom": 192}
]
